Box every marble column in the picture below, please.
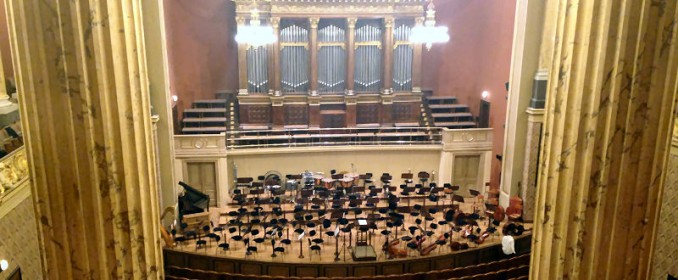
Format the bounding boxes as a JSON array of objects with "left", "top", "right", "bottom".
[
  {"left": 346, "top": 18, "right": 357, "bottom": 92},
  {"left": 520, "top": 108, "right": 544, "bottom": 222},
  {"left": 271, "top": 17, "right": 281, "bottom": 93},
  {"left": 531, "top": 1, "right": 678, "bottom": 279},
  {"left": 499, "top": 0, "right": 550, "bottom": 207},
  {"left": 6, "top": 0, "right": 162, "bottom": 278},
  {"left": 382, "top": 17, "right": 394, "bottom": 90},
  {"left": 309, "top": 18, "right": 319, "bottom": 93},
  {"left": 0, "top": 45, "right": 18, "bottom": 123}
]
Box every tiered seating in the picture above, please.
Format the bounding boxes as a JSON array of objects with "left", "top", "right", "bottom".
[
  {"left": 181, "top": 99, "right": 227, "bottom": 134},
  {"left": 165, "top": 253, "right": 530, "bottom": 280},
  {"left": 425, "top": 96, "right": 476, "bottom": 129}
]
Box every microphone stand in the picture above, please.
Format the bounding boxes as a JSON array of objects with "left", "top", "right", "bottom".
[
  {"left": 334, "top": 235, "right": 340, "bottom": 261},
  {"left": 298, "top": 238, "right": 304, "bottom": 259}
]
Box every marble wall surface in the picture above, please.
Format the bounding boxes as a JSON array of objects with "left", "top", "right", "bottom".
[
  {"left": 0, "top": 183, "right": 41, "bottom": 280},
  {"left": 652, "top": 134, "right": 678, "bottom": 279}
]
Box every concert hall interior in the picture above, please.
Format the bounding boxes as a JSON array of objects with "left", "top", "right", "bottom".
[{"left": 0, "top": 0, "right": 676, "bottom": 279}]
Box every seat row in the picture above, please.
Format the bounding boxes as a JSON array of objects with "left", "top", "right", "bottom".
[{"left": 165, "top": 253, "right": 530, "bottom": 280}]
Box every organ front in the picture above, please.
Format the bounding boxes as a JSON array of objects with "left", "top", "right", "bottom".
[{"left": 235, "top": 0, "right": 427, "bottom": 130}]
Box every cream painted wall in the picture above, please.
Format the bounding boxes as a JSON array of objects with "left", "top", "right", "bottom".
[
  {"left": 228, "top": 147, "right": 442, "bottom": 183},
  {"left": 173, "top": 129, "right": 495, "bottom": 208}
]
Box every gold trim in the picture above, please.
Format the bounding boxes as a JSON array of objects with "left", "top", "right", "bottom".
[
  {"left": 394, "top": 40, "right": 413, "bottom": 49},
  {"left": 318, "top": 42, "right": 346, "bottom": 50},
  {"left": 280, "top": 42, "right": 309, "bottom": 50},
  {"left": 0, "top": 147, "right": 28, "bottom": 199},
  {"left": 355, "top": 41, "right": 382, "bottom": 50}
]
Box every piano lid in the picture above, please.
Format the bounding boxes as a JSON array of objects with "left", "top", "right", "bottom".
[{"left": 178, "top": 181, "right": 210, "bottom": 211}]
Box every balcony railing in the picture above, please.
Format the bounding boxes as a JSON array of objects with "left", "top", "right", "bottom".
[{"left": 225, "top": 126, "right": 443, "bottom": 149}]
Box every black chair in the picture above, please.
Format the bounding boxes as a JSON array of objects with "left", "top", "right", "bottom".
[
  {"left": 218, "top": 242, "right": 230, "bottom": 251},
  {"left": 196, "top": 239, "right": 207, "bottom": 249}
]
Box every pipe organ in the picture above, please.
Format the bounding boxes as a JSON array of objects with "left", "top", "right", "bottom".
[
  {"left": 318, "top": 20, "right": 347, "bottom": 94},
  {"left": 235, "top": 0, "right": 428, "bottom": 130}
]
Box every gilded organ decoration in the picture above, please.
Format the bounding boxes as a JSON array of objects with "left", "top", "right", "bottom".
[
  {"left": 0, "top": 147, "right": 28, "bottom": 197},
  {"left": 235, "top": 0, "right": 427, "bottom": 130}
]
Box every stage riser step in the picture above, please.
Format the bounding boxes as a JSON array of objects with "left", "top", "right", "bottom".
[
  {"left": 426, "top": 97, "right": 458, "bottom": 105},
  {"left": 193, "top": 99, "right": 227, "bottom": 109}
]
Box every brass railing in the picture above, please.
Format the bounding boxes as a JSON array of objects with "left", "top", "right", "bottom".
[{"left": 225, "top": 126, "right": 444, "bottom": 149}]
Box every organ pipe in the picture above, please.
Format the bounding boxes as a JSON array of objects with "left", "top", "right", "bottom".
[
  {"left": 247, "top": 45, "right": 269, "bottom": 93},
  {"left": 354, "top": 20, "right": 382, "bottom": 93},
  {"left": 393, "top": 22, "right": 413, "bottom": 92},
  {"left": 280, "top": 22, "right": 310, "bottom": 93},
  {"left": 318, "top": 21, "right": 346, "bottom": 94}
]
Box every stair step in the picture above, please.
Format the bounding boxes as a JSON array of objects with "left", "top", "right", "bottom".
[
  {"left": 431, "top": 112, "right": 473, "bottom": 118},
  {"left": 194, "top": 99, "right": 226, "bottom": 104},
  {"left": 434, "top": 121, "right": 477, "bottom": 128},
  {"left": 426, "top": 96, "right": 457, "bottom": 101},
  {"left": 426, "top": 96, "right": 458, "bottom": 104},
  {"left": 183, "top": 117, "right": 227, "bottom": 123},
  {"left": 429, "top": 104, "right": 468, "bottom": 110},
  {"left": 184, "top": 108, "right": 226, "bottom": 113},
  {"left": 182, "top": 126, "right": 227, "bottom": 133}
]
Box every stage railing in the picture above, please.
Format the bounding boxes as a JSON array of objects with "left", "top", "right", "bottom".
[{"left": 224, "top": 126, "right": 444, "bottom": 149}]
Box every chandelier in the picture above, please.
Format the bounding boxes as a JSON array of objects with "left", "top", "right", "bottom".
[
  {"left": 410, "top": 0, "right": 450, "bottom": 50},
  {"left": 235, "top": 8, "right": 276, "bottom": 48}
]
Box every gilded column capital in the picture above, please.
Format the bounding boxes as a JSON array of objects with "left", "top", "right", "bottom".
[
  {"left": 236, "top": 16, "right": 247, "bottom": 26},
  {"left": 270, "top": 17, "right": 280, "bottom": 29},
  {"left": 310, "top": 17, "right": 320, "bottom": 29},
  {"left": 384, "top": 17, "right": 395, "bottom": 28},
  {"left": 347, "top": 17, "right": 358, "bottom": 29}
]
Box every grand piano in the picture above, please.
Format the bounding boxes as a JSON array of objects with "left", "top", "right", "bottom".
[{"left": 178, "top": 181, "right": 210, "bottom": 230}]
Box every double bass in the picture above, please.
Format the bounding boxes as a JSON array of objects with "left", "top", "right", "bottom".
[{"left": 506, "top": 195, "right": 524, "bottom": 222}]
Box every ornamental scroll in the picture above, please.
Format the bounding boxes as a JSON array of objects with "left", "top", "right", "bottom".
[{"left": 0, "top": 147, "right": 28, "bottom": 196}]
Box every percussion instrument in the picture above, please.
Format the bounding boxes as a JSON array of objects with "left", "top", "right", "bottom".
[
  {"left": 322, "top": 178, "right": 334, "bottom": 189},
  {"left": 313, "top": 175, "right": 324, "bottom": 186}
]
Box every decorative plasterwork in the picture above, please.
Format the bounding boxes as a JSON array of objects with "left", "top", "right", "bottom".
[
  {"left": 442, "top": 128, "right": 493, "bottom": 152},
  {"left": 0, "top": 147, "right": 28, "bottom": 200},
  {"left": 174, "top": 134, "right": 228, "bottom": 158},
  {"left": 237, "top": 92, "right": 422, "bottom": 106},
  {"left": 234, "top": 0, "right": 425, "bottom": 17}
]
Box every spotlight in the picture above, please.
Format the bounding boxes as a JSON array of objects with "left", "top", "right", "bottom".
[{"left": 0, "top": 259, "right": 8, "bottom": 271}]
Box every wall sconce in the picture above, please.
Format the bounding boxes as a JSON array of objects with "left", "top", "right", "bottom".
[
  {"left": 0, "top": 259, "right": 8, "bottom": 272},
  {"left": 481, "top": 90, "right": 490, "bottom": 100}
]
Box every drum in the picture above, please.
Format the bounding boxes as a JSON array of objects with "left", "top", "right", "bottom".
[
  {"left": 314, "top": 175, "right": 324, "bottom": 186},
  {"left": 344, "top": 173, "right": 360, "bottom": 184},
  {"left": 285, "top": 180, "right": 297, "bottom": 191},
  {"left": 340, "top": 177, "right": 353, "bottom": 188}
]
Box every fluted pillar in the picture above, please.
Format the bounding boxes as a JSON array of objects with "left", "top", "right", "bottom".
[
  {"left": 309, "top": 18, "right": 319, "bottom": 92},
  {"left": 531, "top": 1, "right": 678, "bottom": 279},
  {"left": 6, "top": 0, "right": 162, "bottom": 278},
  {"left": 346, "top": 18, "right": 357, "bottom": 92}
]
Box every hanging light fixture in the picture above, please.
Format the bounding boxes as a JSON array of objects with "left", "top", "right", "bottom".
[
  {"left": 235, "top": 6, "right": 276, "bottom": 48},
  {"left": 410, "top": 0, "right": 450, "bottom": 50}
]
